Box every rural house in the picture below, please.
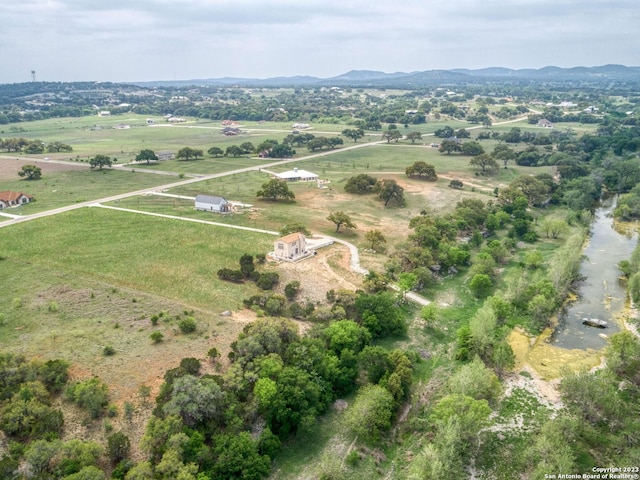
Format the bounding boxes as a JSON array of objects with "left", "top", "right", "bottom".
[
  {"left": 195, "top": 194, "right": 231, "bottom": 213},
  {"left": 273, "top": 232, "right": 307, "bottom": 261},
  {"left": 276, "top": 168, "right": 319, "bottom": 182},
  {"left": 0, "top": 191, "right": 32, "bottom": 209},
  {"left": 537, "top": 119, "right": 554, "bottom": 128}
]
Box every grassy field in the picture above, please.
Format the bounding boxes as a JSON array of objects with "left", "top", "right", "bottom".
[
  {"left": 0, "top": 111, "right": 590, "bottom": 478},
  {"left": 0, "top": 208, "right": 273, "bottom": 309},
  {"left": 0, "top": 207, "right": 278, "bottom": 451},
  {"left": 1, "top": 115, "right": 355, "bottom": 162},
  {"left": 0, "top": 163, "right": 181, "bottom": 213},
  {"left": 105, "top": 144, "right": 551, "bottom": 260},
  {"left": 0, "top": 207, "right": 275, "bottom": 401}
]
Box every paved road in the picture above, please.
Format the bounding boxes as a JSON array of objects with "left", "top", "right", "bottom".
[{"left": 0, "top": 139, "right": 384, "bottom": 230}]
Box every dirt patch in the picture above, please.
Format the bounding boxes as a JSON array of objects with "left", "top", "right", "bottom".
[
  {"left": 502, "top": 366, "right": 563, "bottom": 411},
  {"left": 271, "top": 244, "right": 365, "bottom": 303},
  {"left": 0, "top": 157, "right": 85, "bottom": 180}
]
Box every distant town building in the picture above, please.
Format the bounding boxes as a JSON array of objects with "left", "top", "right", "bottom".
[
  {"left": 156, "top": 151, "right": 175, "bottom": 160},
  {"left": 537, "top": 119, "right": 554, "bottom": 128}
]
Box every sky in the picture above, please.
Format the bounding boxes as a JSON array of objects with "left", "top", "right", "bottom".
[{"left": 3, "top": 0, "right": 639, "bottom": 84}]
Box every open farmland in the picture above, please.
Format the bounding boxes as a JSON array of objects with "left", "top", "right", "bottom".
[
  {"left": 1, "top": 73, "right": 636, "bottom": 479},
  {"left": 0, "top": 157, "right": 182, "bottom": 213}
]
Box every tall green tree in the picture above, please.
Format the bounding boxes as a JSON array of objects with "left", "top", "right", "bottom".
[
  {"left": 135, "top": 149, "right": 159, "bottom": 164},
  {"left": 208, "top": 146, "right": 224, "bottom": 157},
  {"left": 406, "top": 131, "right": 422, "bottom": 144},
  {"left": 344, "top": 384, "right": 395, "bottom": 442},
  {"left": 470, "top": 153, "right": 499, "bottom": 173},
  {"left": 176, "top": 147, "right": 203, "bottom": 161},
  {"left": 225, "top": 145, "right": 244, "bottom": 157},
  {"left": 406, "top": 161, "right": 437, "bottom": 180},
  {"left": 365, "top": 230, "right": 387, "bottom": 251},
  {"left": 439, "top": 139, "right": 462, "bottom": 155},
  {"left": 378, "top": 179, "right": 406, "bottom": 207},
  {"left": 89, "top": 155, "right": 112, "bottom": 170},
  {"left": 18, "top": 164, "right": 42, "bottom": 180},
  {"left": 326, "top": 211, "right": 356, "bottom": 232},
  {"left": 341, "top": 128, "right": 365, "bottom": 142},
  {"left": 256, "top": 179, "right": 295, "bottom": 201},
  {"left": 344, "top": 174, "right": 378, "bottom": 194}
]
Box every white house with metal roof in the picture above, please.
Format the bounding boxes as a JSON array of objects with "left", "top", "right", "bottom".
[{"left": 276, "top": 168, "right": 318, "bottom": 182}]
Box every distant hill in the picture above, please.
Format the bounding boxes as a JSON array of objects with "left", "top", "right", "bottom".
[{"left": 130, "top": 65, "right": 640, "bottom": 88}]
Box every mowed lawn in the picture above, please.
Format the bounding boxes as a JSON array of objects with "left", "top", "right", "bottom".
[{"left": 0, "top": 207, "right": 273, "bottom": 310}]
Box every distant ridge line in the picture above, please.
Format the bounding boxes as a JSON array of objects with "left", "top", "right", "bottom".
[{"left": 130, "top": 64, "right": 640, "bottom": 88}]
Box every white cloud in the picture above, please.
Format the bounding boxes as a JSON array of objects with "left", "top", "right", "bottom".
[{"left": 2, "top": 0, "right": 639, "bottom": 83}]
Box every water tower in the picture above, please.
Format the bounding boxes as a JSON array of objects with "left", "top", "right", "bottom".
[{"left": 31, "top": 70, "right": 37, "bottom": 82}]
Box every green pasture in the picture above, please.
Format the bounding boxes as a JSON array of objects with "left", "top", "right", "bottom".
[
  {"left": 105, "top": 142, "right": 553, "bottom": 256},
  {"left": 0, "top": 208, "right": 273, "bottom": 395},
  {"left": 130, "top": 156, "right": 262, "bottom": 175},
  {"left": 2, "top": 115, "right": 357, "bottom": 161},
  {"left": 274, "top": 143, "right": 552, "bottom": 184},
  {"left": 0, "top": 168, "right": 177, "bottom": 213},
  {"left": 0, "top": 208, "right": 273, "bottom": 310}
]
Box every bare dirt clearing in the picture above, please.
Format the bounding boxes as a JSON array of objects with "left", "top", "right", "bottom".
[
  {"left": 272, "top": 244, "right": 365, "bottom": 303},
  {"left": 0, "top": 157, "right": 85, "bottom": 180}
]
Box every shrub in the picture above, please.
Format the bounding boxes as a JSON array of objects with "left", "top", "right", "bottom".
[
  {"left": 103, "top": 346, "right": 115, "bottom": 356},
  {"left": 179, "top": 357, "right": 201, "bottom": 375},
  {"left": 284, "top": 281, "right": 301, "bottom": 300},
  {"left": 420, "top": 304, "right": 440, "bottom": 324},
  {"left": 217, "top": 268, "right": 244, "bottom": 282},
  {"left": 107, "top": 432, "right": 131, "bottom": 464},
  {"left": 344, "top": 384, "right": 395, "bottom": 442},
  {"left": 65, "top": 378, "right": 109, "bottom": 419},
  {"left": 207, "top": 347, "right": 220, "bottom": 362},
  {"left": 107, "top": 404, "right": 118, "bottom": 417},
  {"left": 123, "top": 402, "right": 134, "bottom": 422},
  {"left": 111, "top": 459, "right": 134, "bottom": 479},
  {"left": 256, "top": 272, "right": 279, "bottom": 290},
  {"left": 178, "top": 316, "right": 197, "bottom": 334},
  {"left": 469, "top": 274, "right": 493, "bottom": 298},
  {"left": 619, "top": 260, "right": 632, "bottom": 277},
  {"left": 449, "top": 179, "right": 464, "bottom": 189},
  {"left": 150, "top": 331, "right": 163, "bottom": 343},
  {"left": 264, "top": 295, "right": 286, "bottom": 316}
]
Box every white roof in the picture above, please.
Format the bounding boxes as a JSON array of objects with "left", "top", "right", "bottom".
[{"left": 276, "top": 169, "right": 318, "bottom": 179}]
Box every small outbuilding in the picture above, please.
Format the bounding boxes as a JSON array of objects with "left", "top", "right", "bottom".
[
  {"left": 537, "top": 119, "right": 554, "bottom": 128},
  {"left": 195, "top": 194, "right": 231, "bottom": 213},
  {"left": 0, "top": 191, "right": 32, "bottom": 209},
  {"left": 276, "top": 168, "right": 319, "bottom": 182},
  {"left": 273, "top": 232, "right": 307, "bottom": 261}
]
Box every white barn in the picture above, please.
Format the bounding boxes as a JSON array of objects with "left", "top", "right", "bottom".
[{"left": 195, "top": 195, "right": 231, "bottom": 213}]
